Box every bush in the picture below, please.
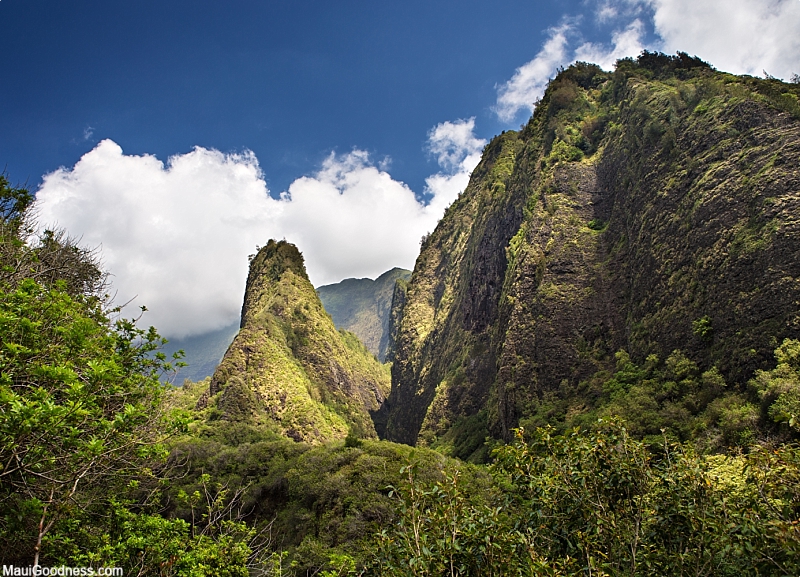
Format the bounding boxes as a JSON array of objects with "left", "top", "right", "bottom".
[
  {"left": 547, "top": 139, "right": 584, "bottom": 165},
  {"left": 369, "top": 421, "right": 800, "bottom": 576}
]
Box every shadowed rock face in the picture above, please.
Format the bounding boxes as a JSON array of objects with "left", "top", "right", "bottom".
[
  {"left": 203, "top": 240, "right": 390, "bottom": 444},
  {"left": 316, "top": 267, "right": 412, "bottom": 362},
  {"left": 382, "top": 57, "right": 800, "bottom": 456}
]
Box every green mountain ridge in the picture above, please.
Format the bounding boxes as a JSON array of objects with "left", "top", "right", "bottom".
[
  {"left": 316, "top": 267, "right": 411, "bottom": 361},
  {"left": 200, "top": 239, "right": 390, "bottom": 443},
  {"left": 379, "top": 54, "right": 800, "bottom": 457}
]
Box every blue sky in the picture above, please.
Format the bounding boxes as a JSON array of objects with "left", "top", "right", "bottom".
[
  {"left": 3, "top": 0, "right": 799, "bottom": 338},
  {"left": 3, "top": 0, "right": 587, "bottom": 194}
]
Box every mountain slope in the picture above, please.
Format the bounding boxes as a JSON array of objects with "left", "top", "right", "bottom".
[
  {"left": 162, "top": 322, "right": 239, "bottom": 382},
  {"left": 381, "top": 55, "right": 800, "bottom": 457},
  {"left": 201, "top": 240, "right": 390, "bottom": 443},
  {"left": 316, "top": 267, "right": 411, "bottom": 361}
]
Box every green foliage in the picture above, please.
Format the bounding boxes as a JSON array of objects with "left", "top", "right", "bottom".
[
  {"left": 616, "top": 51, "right": 712, "bottom": 80},
  {"left": 520, "top": 348, "right": 766, "bottom": 450},
  {"left": 752, "top": 77, "right": 800, "bottom": 120},
  {"left": 587, "top": 218, "right": 606, "bottom": 231},
  {"left": 546, "top": 139, "right": 584, "bottom": 165},
  {"left": 369, "top": 421, "right": 800, "bottom": 576},
  {"left": 163, "top": 421, "right": 482, "bottom": 576},
  {"left": 692, "top": 315, "right": 713, "bottom": 342},
  {"left": 369, "top": 461, "right": 515, "bottom": 577},
  {"left": 751, "top": 339, "right": 800, "bottom": 432},
  {"left": 0, "top": 278, "right": 181, "bottom": 562},
  {"left": 559, "top": 61, "right": 609, "bottom": 90},
  {"left": 44, "top": 502, "right": 253, "bottom": 576},
  {"left": 0, "top": 174, "right": 34, "bottom": 225},
  {"left": 249, "top": 239, "right": 309, "bottom": 282},
  {"left": 344, "top": 428, "right": 364, "bottom": 448}
]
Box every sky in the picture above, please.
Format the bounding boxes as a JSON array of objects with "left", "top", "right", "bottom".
[{"left": 2, "top": 0, "right": 799, "bottom": 339}]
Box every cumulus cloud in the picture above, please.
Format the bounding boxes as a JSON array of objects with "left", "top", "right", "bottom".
[
  {"left": 274, "top": 150, "right": 440, "bottom": 289},
  {"left": 495, "top": 0, "right": 800, "bottom": 121},
  {"left": 427, "top": 117, "right": 486, "bottom": 173},
  {"left": 36, "top": 140, "right": 273, "bottom": 339},
  {"left": 648, "top": 0, "right": 800, "bottom": 79},
  {"left": 495, "top": 23, "right": 572, "bottom": 122},
  {"left": 423, "top": 118, "right": 487, "bottom": 215},
  {"left": 35, "top": 119, "right": 486, "bottom": 338}
]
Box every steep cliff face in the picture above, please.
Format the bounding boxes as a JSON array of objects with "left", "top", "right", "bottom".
[
  {"left": 204, "top": 240, "right": 390, "bottom": 443},
  {"left": 383, "top": 55, "right": 800, "bottom": 456},
  {"left": 316, "top": 267, "right": 411, "bottom": 361},
  {"left": 378, "top": 132, "right": 528, "bottom": 449}
]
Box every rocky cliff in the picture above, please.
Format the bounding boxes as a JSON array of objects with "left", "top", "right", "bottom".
[
  {"left": 380, "top": 54, "right": 800, "bottom": 458},
  {"left": 202, "top": 240, "right": 390, "bottom": 443}
]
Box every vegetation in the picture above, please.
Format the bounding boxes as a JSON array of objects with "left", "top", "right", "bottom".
[
  {"left": 370, "top": 421, "right": 800, "bottom": 576},
  {"left": 160, "top": 396, "right": 490, "bottom": 575},
  {"left": 0, "top": 177, "right": 258, "bottom": 572}
]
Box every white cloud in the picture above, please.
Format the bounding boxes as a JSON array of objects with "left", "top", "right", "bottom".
[
  {"left": 495, "top": 23, "right": 572, "bottom": 121},
  {"left": 596, "top": 2, "right": 619, "bottom": 24},
  {"left": 648, "top": 0, "right": 800, "bottom": 79},
  {"left": 423, "top": 118, "right": 487, "bottom": 215},
  {"left": 495, "top": 0, "right": 800, "bottom": 121},
  {"left": 594, "top": 0, "right": 646, "bottom": 23},
  {"left": 427, "top": 117, "right": 486, "bottom": 173},
  {"left": 35, "top": 120, "right": 486, "bottom": 338},
  {"left": 574, "top": 19, "right": 646, "bottom": 71},
  {"left": 274, "top": 150, "right": 441, "bottom": 289},
  {"left": 36, "top": 140, "right": 273, "bottom": 339}
]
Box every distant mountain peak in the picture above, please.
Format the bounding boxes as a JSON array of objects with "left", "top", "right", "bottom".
[{"left": 317, "top": 267, "right": 412, "bottom": 361}]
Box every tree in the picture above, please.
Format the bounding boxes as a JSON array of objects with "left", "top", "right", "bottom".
[
  {"left": 370, "top": 420, "right": 800, "bottom": 575},
  {"left": 0, "top": 173, "right": 178, "bottom": 562},
  {"left": 0, "top": 174, "right": 107, "bottom": 298},
  {"left": 0, "top": 172, "right": 262, "bottom": 573},
  {"left": 751, "top": 338, "right": 800, "bottom": 434},
  {"left": 0, "top": 278, "right": 178, "bottom": 563}
]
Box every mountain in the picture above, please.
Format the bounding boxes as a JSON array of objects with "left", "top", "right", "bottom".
[
  {"left": 316, "top": 267, "right": 412, "bottom": 361},
  {"left": 199, "top": 240, "right": 390, "bottom": 443},
  {"left": 161, "top": 322, "right": 239, "bottom": 382},
  {"left": 378, "top": 54, "right": 800, "bottom": 459}
]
